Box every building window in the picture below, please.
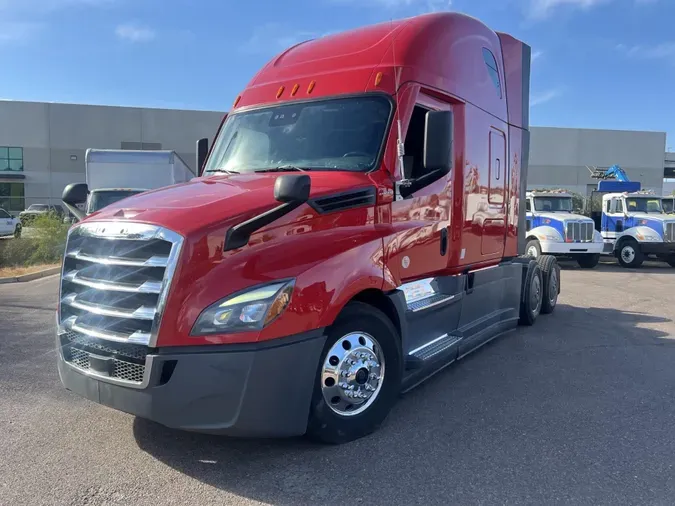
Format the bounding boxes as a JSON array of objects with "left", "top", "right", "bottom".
[
  {"left": 0, "top": 183, "right": 25, "bottom": 212},
  {"left": 0, "top": 147, "right": 23, "bottom": 171},
  {"left": 482, "top": 48, "right": 502, "bottom": 98}
]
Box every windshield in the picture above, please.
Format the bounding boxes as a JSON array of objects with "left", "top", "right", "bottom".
[
  {"left": 87, "top": 190, "right": 145, "bottom": 214},
  {"left": 203, "top": 95, "right": 391, "bottom": 174},
  {"left": 533, "top": 197, "right": 573, "bottom": 212},
  {"left": 28, "top": 204, "right": 48, "bottom": 211},
  {"left": 625, "top": 197, "right": 662, "bottom": 213},
  {"left": 663, "top": 199, "right": 674, "bottom": 213}
]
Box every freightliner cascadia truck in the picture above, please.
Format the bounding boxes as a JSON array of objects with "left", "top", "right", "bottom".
[{"left": 57, "top": 12, "right": 562, "bottom": 444}]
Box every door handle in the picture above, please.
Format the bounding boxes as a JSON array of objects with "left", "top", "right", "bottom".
[{"left": 440, "top": 228, "right": 448, "bottom": 256}]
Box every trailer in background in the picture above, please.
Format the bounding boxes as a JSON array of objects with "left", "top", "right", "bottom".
[{"left": 83, "top": 149, "right": 195, "bottom": 215}]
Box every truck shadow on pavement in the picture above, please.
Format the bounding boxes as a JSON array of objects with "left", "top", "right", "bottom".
[{"left": 133, "top": 304, "right": 675, "bottom": 505}]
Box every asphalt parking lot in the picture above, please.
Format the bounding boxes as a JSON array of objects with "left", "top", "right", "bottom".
[{"left": 2, "top": 262, "right": 675, "bottom": 505}]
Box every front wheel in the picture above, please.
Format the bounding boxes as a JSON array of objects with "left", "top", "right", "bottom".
[
  {"left": 306, "top": 301, "right": 402, "bottom": 444},
  {"left": 617, "top": 239, "right": 644, "bottom": 268},
  {"left": 577, "top": 253, "right": 600, "bottom": 269},
  {"left": 525, "top": 239, "right": 541, "bottom": 259},
  {"left": 13, "top": 224, "right": 21, "bottom": 239}
]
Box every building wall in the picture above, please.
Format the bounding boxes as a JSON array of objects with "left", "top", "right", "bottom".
[
  {"left": 528, "top": 127, "right": 667, "bottom": 198},
  {"left": 0, "top": 100, "right": 224, "bottom": 211}
]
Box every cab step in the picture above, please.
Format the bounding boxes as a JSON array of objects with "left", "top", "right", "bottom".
[{"left": 405, "top": 333, "right": 461, "bottom": 370}]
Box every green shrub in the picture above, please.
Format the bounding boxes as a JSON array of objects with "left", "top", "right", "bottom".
[{"left": 0, "top": 214, "right": 69, "bottom": 267}]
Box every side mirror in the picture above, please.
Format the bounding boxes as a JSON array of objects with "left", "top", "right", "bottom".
[
  {"left": 274, "top": 174, "right": 311, "bottom": 203},
  {"left": 196, "top": 138, "right": 209, "bottom": 176},
  {"left": 423, "top": 110, "right": 454, "bottom": 174},
  {"left": 62, "top": 183, "right": 89, "bottom": 221}
]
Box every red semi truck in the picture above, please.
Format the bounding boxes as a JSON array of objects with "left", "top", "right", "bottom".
[{"left": 57, "top": 12, "right": 561, "bottom": 444}]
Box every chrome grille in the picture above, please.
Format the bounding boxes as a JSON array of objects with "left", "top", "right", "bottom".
[
  {"left": 58, "top": 222, "right": 183, "bottom": 347},
  {"left": 565, "top": 221, "right": 594, "bottom": 243},
  {"left": 60, "top": 330, "right": 148, "bottom": 384},
  {"left": 664, "top": 222, "right": 675, "bottom": 243}
]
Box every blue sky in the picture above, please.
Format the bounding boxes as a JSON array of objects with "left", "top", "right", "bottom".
[{"left": 0, "top": 0, "right": 673, "bottom": 148}]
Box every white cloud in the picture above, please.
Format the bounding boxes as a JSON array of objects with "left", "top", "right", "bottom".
[
  {"left": 530, "top": 89, "right": 561, "bottom": 107},
  {"left": 115, "top": 22, "right": 156, "bottom": 43},
  {"left": 527, "top": 0, "right": 612, "bottom": 20},
  {"left": 0, "top": 22, "right": 41, "bottom": 45},
  {"left": 531, "top": 50, "right": 544, "bottom": 62},
  {"left": 617, "top": 42, "right": 675, "bottom": 64}
]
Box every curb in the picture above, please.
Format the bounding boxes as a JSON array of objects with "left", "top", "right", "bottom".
[{"left": 0, "top": 266, "right": 61, "bottom": 285}]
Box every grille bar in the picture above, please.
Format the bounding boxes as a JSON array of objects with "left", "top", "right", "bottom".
[
  {"left": 63, "top": 270, "right": 163, "bottom": 294},
  {"left": 63, "top": 315, "right": 151, "bottom": 345},
  {"left": 66, "top": 250, "right": 169, "bottom": 267},
  {"left": 62, "top": 292, "right": 157, "bottom": 320}
]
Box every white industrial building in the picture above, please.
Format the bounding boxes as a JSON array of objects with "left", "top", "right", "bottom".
[
  {"left": 0, "top": 100, "right": 224, "bottom": 212},
  {"left": 528, "top": 127, "right": 667, "bottom": 198},
  {"left": 0, "top": 99, "right": 670, "bottom": 213}
]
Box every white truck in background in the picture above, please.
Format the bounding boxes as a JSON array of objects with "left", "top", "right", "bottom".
[{"left": 83, "top": 149, "right": 195, "bottom": 216}]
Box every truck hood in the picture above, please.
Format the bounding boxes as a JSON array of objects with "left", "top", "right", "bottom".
[
  {"left": 629, "top": 213, "right": 675, "bottom": 223},
  {"left": 82, "top": 171, "right": 378, "bottom": 235},
  {"left": 533, "top": 212, "right": 593, "bottom": 222}
]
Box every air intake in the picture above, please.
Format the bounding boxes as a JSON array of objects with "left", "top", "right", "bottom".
[{"left": 309, "top": 187, "right": 376, "bottom": 214}]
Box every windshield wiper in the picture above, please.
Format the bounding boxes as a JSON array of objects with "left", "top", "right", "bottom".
[
  {"left": 205, "top": 168, "right": 240, "bottom": 175},
  {"left": 254, "top": 165, "right": 310, "bottom": 173}
]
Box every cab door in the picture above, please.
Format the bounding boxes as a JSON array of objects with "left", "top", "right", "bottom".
[
  {"left": 384, "top": 91, "right": 453, "bottom": 284},
  {"left": 602, "top": 197, "right": 625, "bottom": 238}
]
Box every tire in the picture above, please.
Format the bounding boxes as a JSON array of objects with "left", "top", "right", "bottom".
[
  {"left": 666, "top": 256, "right": 675, "bottom": 268},
  {"left": 519, "top": 261, "right": 543, "bottom": 326},
  {"left": 536, "top": 255, "right": 560, "bottom": 315},
  {"left": 616, "top": 239, "right": 644, "bottom": 268},
  {"left": 525, "top": 239, "right": 541, "bottom": 259},
  {"left": 13, "top": 224, "right": 21, "bottom": 239},
  {"left": 576, "top": 253, "right": 600, "bottom": 269},
  {"left": 306, "top": 301, "right": 402, "bottom": 444}
]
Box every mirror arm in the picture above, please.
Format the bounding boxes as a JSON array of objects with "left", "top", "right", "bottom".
[
  {"left": 62, "top": 202, "right": 85, "bottom": 222},
  {"left": 224, "top": 201, "right": 300, "bottom": 251},
  {"left": 399, "top": 169, "right": 446, "bottom": 199}
]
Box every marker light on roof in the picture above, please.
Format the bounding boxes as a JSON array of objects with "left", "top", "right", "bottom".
[
  {"left": 374, "top": 72, "right": 383, "bottom": 86},
  {"left": 307, "top": 80, "right": 316, "bottom": 94},
  {"left": 276, "top": 86, "right": 285, "bottom": 99},
  {"left": 233, "top": 95, "right": 241, "bottom": 107},
  {"left": 291, "top": 84, "right": 299, "bottom": 96}
]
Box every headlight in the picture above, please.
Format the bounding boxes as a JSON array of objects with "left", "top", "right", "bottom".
[
  {"left": 537, "top": 234, "right": 561, "bottom": 242},
  {"left": 637, "top": 233, "right": 659, "bottom": 241},
  {"left": 190, "top": 280, "right": 294, "bottom": 336}
]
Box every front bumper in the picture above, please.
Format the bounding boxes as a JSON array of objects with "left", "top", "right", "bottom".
[
  {"left": 639, "top": 242, "right": 675, "bottom": 255},
  {"left": 56, "top": 329, "right": 327, "bottom": 437},
  {"left": 540, "top": 240, "right": 604, "bottom": 255}
]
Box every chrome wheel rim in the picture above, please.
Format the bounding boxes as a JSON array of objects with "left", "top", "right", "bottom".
[
  {"left": 527, "top": 245, "right": 538, "bottom": 258},
  {"left": 320, "top": 332, "right": 385, "bottom": 417},
  {"left": 621, "top": 245, "right": 635, "bottom": 263}
]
